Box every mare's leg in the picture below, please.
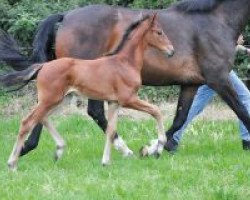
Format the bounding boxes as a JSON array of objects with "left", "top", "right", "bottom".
[
  {"left": 88, "top": 99, "right": 133, "bottom": 156},
  {"left": 122, "top": 96, "right": 166, "bottom": 157},
  {"left": 164, "top": 86, "right": 199, "bottom": 148},
  {"left": 102, "top": 102, "right": 119, "bottom": 165},
  {"left": 42, "top": 119, "right": 66, "bottom": 160},
  {"left": 206, "top": 73, "right": 250, "bottom": 132},
  {"left": 87, "top": 99, "right": 107, "bottom": 131},
  {"left": 8, "top": 104, "right": 50, "bottom": 171},
  {"left": 19, "top": 123, "right": 43, "bottom": 156},
  {"left": 229, "top": 71, "right": 250, "bottom": 149}
]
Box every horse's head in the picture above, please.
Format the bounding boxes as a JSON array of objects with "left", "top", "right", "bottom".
[{"left": 145, "top": 13, "right": 174, "bottom": 58}]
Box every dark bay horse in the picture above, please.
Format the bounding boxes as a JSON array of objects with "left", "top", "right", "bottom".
[
  {"left": 1, "top": 0, "right": 250, "bottom": 156},
  {"left": 6, "top": 14, "right": 174, "bottom": 170}
]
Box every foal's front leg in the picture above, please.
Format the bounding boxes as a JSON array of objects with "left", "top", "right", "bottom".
[
  {"left": 87, "top": 99, "right": 133, "bottom": 157},
  {"left": 42, "top": 119, "right": 66, "bottom": 161},
  {"left": 102, "top": 102, "right": 119, "bottom": 165},
  {"left": 122, "top": 96, "right": 166, "bottom": 157}
]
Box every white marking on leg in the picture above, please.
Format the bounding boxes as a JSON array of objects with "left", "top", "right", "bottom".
[
  {"left": 42, "top": 119, "right": 65, "bottom": 160},
  {"left": 102, "top": 138, "right": 112, "bottom": 165},
  {"left": 142, "top": 107, "right": 166, "bottom": 157},
  {"left": 113, "top": 136, "right": 133, "bottom": 157},
  {"left": 8, "top": 114, "right": 39, "bottom": 171},
  {"left": 8, "top": 135, "right": 26, "bottom": 171},
  {"left": 102, "top": 102, "right": 119, "bottom": 165}
]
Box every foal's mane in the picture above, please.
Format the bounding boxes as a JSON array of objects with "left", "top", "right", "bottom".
[
  {"left": 174, "top": 0, "right": 225, "bottom": 13},
  {"left": 105, "top": 15, "right": 150, "bottom": 56}
]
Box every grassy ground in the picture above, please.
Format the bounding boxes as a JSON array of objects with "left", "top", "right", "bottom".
[{"left": 0, "top": 114, "right": 250, "bottom": 200}]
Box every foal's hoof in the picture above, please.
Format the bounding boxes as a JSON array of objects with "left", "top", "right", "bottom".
[
  {"left": 101, "top": 160, "right": 110, "bottom": 166},
  {"left": 153, "top": 152, "right": 161, "bottom": 159},
  {"left": 54, "top": 146, "right": 65, "bottom": 161},
  {"left": 123, "top": 149, "right": 134, "bottom": 157},
  {"left": 7, "top": 161, "right": 17, "bottom": 172},
  {"left": 139, "top": 145, "right": 149, "bottom": 157}
]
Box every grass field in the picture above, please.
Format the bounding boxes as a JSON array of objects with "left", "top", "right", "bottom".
[{"left": 0, "top": 114, "right": 250, "bottom": 200}]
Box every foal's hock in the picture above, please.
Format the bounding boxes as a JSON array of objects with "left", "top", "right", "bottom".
[{"left": 6, "top": 14, "right": 174, "bottom": 170}]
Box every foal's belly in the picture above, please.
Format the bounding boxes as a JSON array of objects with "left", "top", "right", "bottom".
[{"left": 67, "top": 86, "right": 117, "bottom": 101}]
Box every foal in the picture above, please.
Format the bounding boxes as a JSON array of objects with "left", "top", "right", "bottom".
[{"left": 7, "top": 14, "right": 174, "bottom": 170}]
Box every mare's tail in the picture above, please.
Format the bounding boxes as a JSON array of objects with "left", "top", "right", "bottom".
[
  {"left": 0, "top": 13, "right": 64, "bottom": 71},
  {"left": 0, "top": 63, "right": 44, "bottom": 91}
]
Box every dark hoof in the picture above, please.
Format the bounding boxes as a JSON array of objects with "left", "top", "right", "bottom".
[
  {"left": 154, "top": 152, "right": 160, "bottom": 159},
  {"left": 164, "top": 138, "right": 178, "bottom": 153},
  {"left": 54, "top": 153, "right": 59, "bottom": 161},
  {"left": 54, "top": 146, "right": 65, "bottom": 161},
  {"left": 102, "top": 161, "right": 110, "bottom": 166},
  {"left": 139, "top": 146, "right": 149, "bottom": 157},
  {"left": 242, "top": 140, "right": 250, "bottom": 150},
  {"left": 7, "top": 162, "right": 17, "bottom": 171}
]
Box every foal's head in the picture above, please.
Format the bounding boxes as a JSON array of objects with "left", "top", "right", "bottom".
[{"left": 144, "top": 14, "right": 174, "bottom": 57}]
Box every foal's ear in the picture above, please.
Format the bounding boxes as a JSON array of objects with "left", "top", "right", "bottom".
[
  {"left": 150, "top": 13, "right": 158, "bottom": 25},
  {"left": 152, "top": 13, "right": 158, "bottom": 21}
]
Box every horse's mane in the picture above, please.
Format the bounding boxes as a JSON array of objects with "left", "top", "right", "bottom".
[
  {"left": 105, "top": 15, "right": 150, "bottom": 56},
  {"left": 174, "top": 0, "right": 225, "bottom": 13}
]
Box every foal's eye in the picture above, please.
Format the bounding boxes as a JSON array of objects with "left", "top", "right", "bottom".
[{"left": 157, "top": 31, "right": 162, "bottom": 35}]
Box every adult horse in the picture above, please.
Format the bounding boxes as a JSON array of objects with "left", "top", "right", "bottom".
[{"left": 1, "top": 0, "right": 250, "bottom": 156}]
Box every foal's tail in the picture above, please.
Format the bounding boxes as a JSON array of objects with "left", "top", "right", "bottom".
[
  {"left": 0, "top": 63, "right": 44, "bottom": 91},
  {"left": 0, "top": 13, "right": 64, "bottom": 71}
]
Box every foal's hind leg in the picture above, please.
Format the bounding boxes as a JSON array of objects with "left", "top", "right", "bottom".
[
  {"left": 42, "top": 119, "right": 65, "bottom": 161},
  {"left": 8, "top": 104, "right": 49, "bottom": 171},
  {"left": 122, "top": 96, "right": 166, "bottom": 157}
]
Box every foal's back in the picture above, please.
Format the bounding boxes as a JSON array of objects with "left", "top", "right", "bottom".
[{"left": 37, "top": 56, "right": 138, "bottom": 102}]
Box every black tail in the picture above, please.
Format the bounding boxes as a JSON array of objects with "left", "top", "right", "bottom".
[
  {"left": 0, "top": 13, "right": 64, "bottom": 71},
  {"left": 0, "top": 63, "right": 44, "bottom": 91}
]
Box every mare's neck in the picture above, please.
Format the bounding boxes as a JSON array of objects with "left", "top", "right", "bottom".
[
  {"left": 118, "top": 25, "right": 149, "bottom": 71},
  {"left": 216, "top": 0, "right": 250, "bottom": 38}
]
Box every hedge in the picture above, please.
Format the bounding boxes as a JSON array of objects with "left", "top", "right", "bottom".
[{"left": 0, "top": 0, "right": 249, "bottom": 102}]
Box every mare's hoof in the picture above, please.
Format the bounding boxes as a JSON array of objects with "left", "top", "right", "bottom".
[
  {"left": 242, "top": 140, "right": 250, "bottom": 150},
  {"left": 164, "top": 138, "right": 178, "bottom": 153}
]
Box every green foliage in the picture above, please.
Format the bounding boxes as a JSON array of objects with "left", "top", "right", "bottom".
[
  {"left": 0, "top": 0, "right": 250, "bottom": 101},
  {"left": 139, "top": 86, "right": 180, "bottom": 103}
]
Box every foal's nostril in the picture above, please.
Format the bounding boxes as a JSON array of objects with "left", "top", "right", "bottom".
[
  {"left": 164, "top": 49, "right": 174, "bottom": 58},
  {"left": 168, "top": 50, "right": 174, "bottom": 57}
]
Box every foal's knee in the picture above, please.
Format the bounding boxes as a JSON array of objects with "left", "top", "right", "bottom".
[{"left": 149, "top": 105, "right": 162, "bottom": 120}]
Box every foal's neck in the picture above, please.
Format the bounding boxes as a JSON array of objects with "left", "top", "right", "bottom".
[{"left": 118, "top": 23, "right": 149, "bottom": 71}]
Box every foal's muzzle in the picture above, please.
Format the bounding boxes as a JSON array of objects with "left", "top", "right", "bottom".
[{"left": 163, "top": 45, "right": 175, "bottom": 58}]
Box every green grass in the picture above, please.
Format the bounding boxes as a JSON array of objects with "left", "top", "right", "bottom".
[{"left": 0, "top": 114, "right": 250, "bottom": 200}]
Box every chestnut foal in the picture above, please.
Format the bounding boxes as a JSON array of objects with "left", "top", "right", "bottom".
[{"left": 7, "top": 14, "right": 174, "bottom": 170}]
